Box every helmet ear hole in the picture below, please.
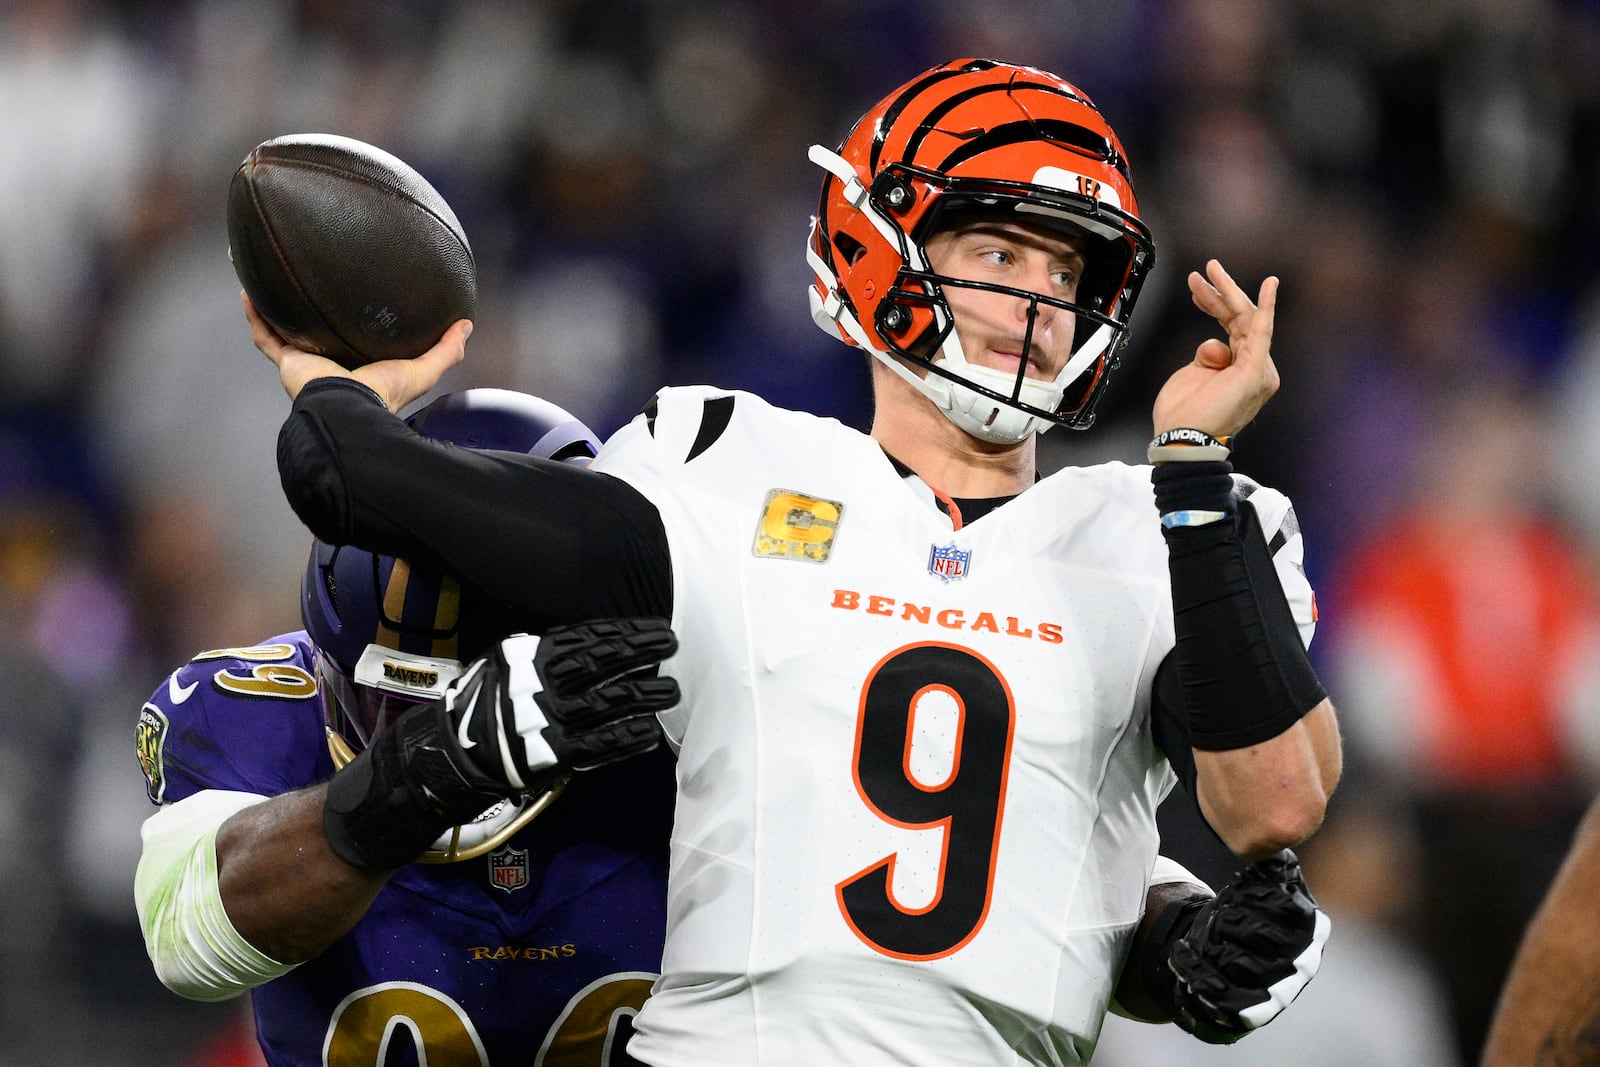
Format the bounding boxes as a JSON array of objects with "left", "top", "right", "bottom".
[
  {"left": 321, "top": 567, "right": 339, "bottom": 615},
  {"left": 548, "top": 440, "right": 598, "bottom": 464},
  {"left": 832, "top": 231, "right": 869, "bottom": 267}
]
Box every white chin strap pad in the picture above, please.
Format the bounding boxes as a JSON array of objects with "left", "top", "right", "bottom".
[{"left": 946, "top": 382, "right": 1047, "bottom": 444}]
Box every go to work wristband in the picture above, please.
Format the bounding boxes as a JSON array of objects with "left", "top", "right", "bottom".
[{"left": 1149, "top": 427, "right": 1232, "bottom": 463}]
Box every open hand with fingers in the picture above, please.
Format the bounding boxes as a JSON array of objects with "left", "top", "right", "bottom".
[
  {"left": 244, "top": 290, "right": 469, "bottom": 412},
  {"left": 1151, "top": 260, "right": 1281, "bottom": 441}
]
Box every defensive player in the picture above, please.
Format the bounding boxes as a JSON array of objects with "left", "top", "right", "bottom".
[
  {"left": 253, "top": 59, "right": 1339, "bottom": 1064},
  {"left": 134, "top": 389, "right": 681, "bottom": 1066}
]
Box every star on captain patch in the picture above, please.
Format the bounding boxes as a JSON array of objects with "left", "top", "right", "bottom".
[
  {"left": 752, "top": 489, "right": 844, "bottom": 563},
  {"left": 928, "top": 542, "right": 971, "bottom": 583},
  {"left": 489, "top": 845, "right": 529, "bottom": 894}
]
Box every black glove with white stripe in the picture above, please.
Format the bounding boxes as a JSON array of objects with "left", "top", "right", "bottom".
[
  {"left": 445, "top": 619, "right": 676, "bottom": 787},
  {"left": 1143, "top": 850, "right": 1330, "bottom": 1044},
  {"left": 324, "top": 618, "right": 677, "bottom": 870}
]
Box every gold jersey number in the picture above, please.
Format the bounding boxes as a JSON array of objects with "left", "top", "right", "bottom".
[{"left": 322, "top": 973, "right": 655, "bottom": 1066}]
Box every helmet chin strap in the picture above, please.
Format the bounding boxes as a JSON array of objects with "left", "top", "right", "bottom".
[
  {"left": 928, "top": 328, "right": 1055, "bottom": 444},
  {"left": 861, "top": 299, "right": 1117, "bottom": 445},
  {"left": 842, "top": 320, "right": 1047, "bottom": 445},
  {"left": 918, "top": 345, "right": 1048, "bottom": 444}
]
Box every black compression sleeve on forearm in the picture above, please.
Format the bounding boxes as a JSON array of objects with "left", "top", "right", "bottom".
[
  {"left": 322, "top": 701, "right": 502, "bottom": 871},
  {"left": 276, "top": 378, "right": 387, "bottom": 545},
  {"left": 1155, "top": 464, "right": 1327, "bottom": 751},
  {"left": 1151, "top": 656, "right": 1197, "bottom": 794},
  {"left": 277, "top": 378, "right": 673, "bottom": 623}
]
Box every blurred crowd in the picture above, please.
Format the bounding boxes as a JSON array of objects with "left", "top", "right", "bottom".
[{"left": 5, "top": 0, "right": 1600, "bottom": 1063}]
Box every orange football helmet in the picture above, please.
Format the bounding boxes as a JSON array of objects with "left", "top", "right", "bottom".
[{"left": 807, "top": 58, "right": 1156, "bottom": 442}]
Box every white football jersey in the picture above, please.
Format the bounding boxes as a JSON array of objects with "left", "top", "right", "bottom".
[{"left": 593, "top": 386, "right": 1315, "bottom": 1066}]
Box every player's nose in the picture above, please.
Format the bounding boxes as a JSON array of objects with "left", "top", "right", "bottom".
[{"left": 1012, "top": 269, "right": 1061, "bottom": 333}]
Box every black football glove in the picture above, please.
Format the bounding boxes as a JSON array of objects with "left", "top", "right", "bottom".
[
  {"left": 324, "top": 618, "right": 678, "bottom": 870},
  {"left": 439, "top": 620, "right": 676, "bottom": 788},
  {"left": 1144, "top": 850, "right": 1330, "bottom": 1044}
]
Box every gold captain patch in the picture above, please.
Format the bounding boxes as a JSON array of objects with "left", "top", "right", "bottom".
[{"left": 752, "top": 489, "right": 844, "bottom": 563}]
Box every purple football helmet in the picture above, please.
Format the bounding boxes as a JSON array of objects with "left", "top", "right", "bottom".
[{"left": 300, "top": 388, "right": 600, "bottom": 862}]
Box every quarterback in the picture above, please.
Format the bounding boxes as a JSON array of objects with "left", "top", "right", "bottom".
[{"left": 253, "top": 60, "right": 1338, "bottom": 1065}]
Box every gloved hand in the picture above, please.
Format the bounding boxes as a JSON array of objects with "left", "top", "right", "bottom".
[
  {"left": 440, "top": 619, "right": 677, "bottom": 791},
  {"left": 1146, "top": 850, "right": 1331, "bottom": 1044},
  {"left": 324, "top": 617, "right": 678, "bottom": 870}
]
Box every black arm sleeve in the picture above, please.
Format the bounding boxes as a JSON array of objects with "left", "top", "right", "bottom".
[
  {"left": 1151, "top": 656, "right": 1196, "bottom": 793},
  {"left": 1148, "top": 494, "right": 1326, "bottom": 764},
  {"left": 277, "top": 377, "right": 672, "bottom": 625}
]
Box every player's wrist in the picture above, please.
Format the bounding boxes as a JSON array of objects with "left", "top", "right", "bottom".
[
  {"left": 1152, "top": 460, "right": 1234, "bottom": 533},
  {"left": 1137, "top": 891, "right": 1212, "bottom": 1024},
  {"left": 293, "top": 372, "right": 386, "bottom": 407},
  {"left": 322, "top": 701, "right": 503, "bottom": 871}
]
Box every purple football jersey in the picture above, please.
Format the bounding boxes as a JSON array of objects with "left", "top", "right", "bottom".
[{"left": 139, "top": 633, "right": 673, "bottom": 1066}]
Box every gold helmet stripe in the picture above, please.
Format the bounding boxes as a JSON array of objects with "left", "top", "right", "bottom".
[
  {"left": 432, "top": 575, "right": 461, "bottom": 660},
  {"left": 377, "top": 559, "right": 411, "bottom": 650}
]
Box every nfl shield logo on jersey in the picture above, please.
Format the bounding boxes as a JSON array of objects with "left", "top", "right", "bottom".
[
  {"left": 488, "top": 845, "right": 529, "bottom": 894},
  {"left": 928, "top": 542, "right": 971, "bottom": 583}
]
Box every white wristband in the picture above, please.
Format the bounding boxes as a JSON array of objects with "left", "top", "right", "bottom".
[{"left": 1161, "top": 509, "right": 1229, "bottom": 528}]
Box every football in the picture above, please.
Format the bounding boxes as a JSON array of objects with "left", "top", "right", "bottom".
[{"left": 227, "top": 133, "right": 476, "bottom": 369}]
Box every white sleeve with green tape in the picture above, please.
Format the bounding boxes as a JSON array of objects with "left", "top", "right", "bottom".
[{"left": 134, "top": 790, "right": 296, "bottom": 1002}]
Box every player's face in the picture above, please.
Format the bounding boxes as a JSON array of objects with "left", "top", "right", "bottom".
[{"left": 924, "top": 221, "right": 1087, "bottom": 382}]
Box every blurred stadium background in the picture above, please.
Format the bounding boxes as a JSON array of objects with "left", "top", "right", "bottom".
[{"left": 5, "top": 0, "right": 1600, "bottom": 1063}]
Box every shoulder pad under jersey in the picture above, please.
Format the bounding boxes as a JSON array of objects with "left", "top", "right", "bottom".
[{"left": 138, "top": 632, "right": 328, "bottom": 805}]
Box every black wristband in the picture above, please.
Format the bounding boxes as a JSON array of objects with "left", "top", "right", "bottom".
[
  {"left": 1139, "top": 892, "right": 1211, "bottom": 1021},
  {"left": 322, "top": 702, "right": 502, "bottom": 871},
  {"left": 1164, "top": 497, "right": 1327, "bottom": 750}
]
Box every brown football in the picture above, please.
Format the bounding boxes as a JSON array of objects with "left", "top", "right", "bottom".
[{"left": 227, "top": 133, "right": 476, "bottom": 369}]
